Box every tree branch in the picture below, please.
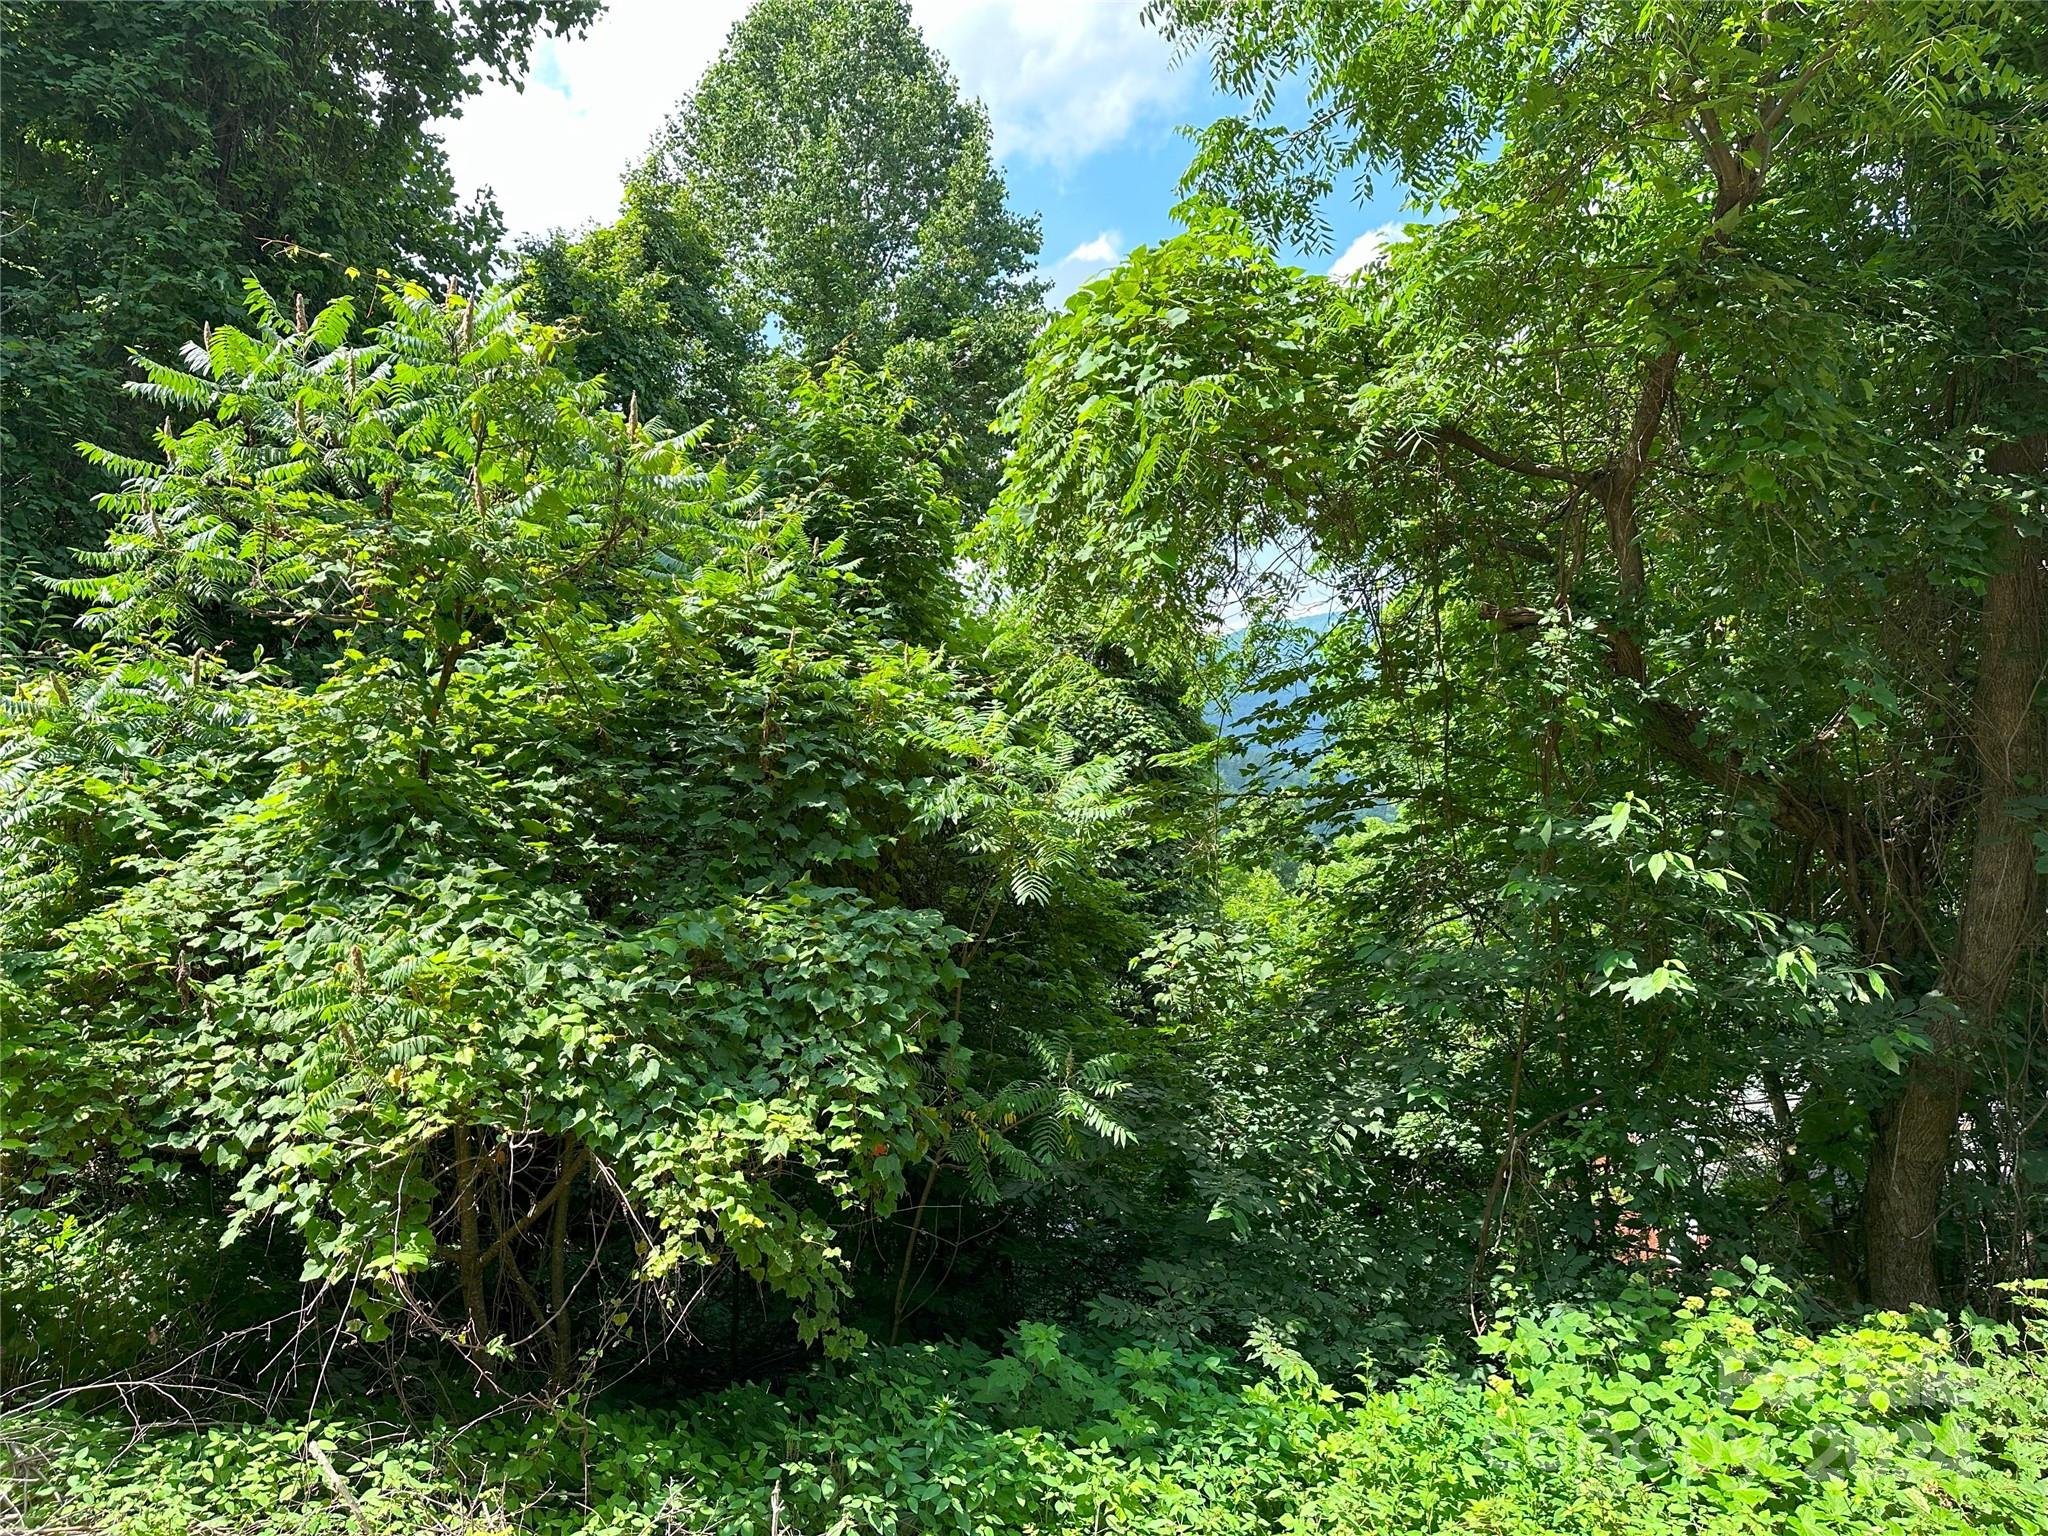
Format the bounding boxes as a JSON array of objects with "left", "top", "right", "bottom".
[
  {"left": 1419, "top": 424, "right": 1591, "bottom": 485},
  {"left": 474, "top": 1141, "right": 591, "bottom": 1273}
]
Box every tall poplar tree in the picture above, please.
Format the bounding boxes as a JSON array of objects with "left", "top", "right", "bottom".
[{"left": 645, "top": 0, "right": 1045, "bottom": 504}]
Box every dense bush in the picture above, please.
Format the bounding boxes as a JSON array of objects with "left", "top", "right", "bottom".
[
  {"left": 13, "top": 1279, "right": 2046, "bottom": 1535},
  {"left": 0, "top": 280, "right": 1155, "bottom": 1386}
]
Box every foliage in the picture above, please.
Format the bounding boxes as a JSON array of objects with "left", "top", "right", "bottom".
[
  {"left": 0, "top": 281, "right": 1147, "bottom": 1381},
  {"left": 984, "top": 205, "right": 1371, "bottom": 657},
  {"left": 0, "top": 1194, "right": 285, "bottom": 1391},
  {"left": 519, "top": 173, "right": 756, "bottom": 437},
  {"left": 751, "top": 360, "right": 963, "bottom": 647},
  {"left": 996, "top": 0, "right": 2048, "bottom": 1313},
  {"left": 15, "top": 1279, "right": 2046, "bottom": 1534},
  {"left": 0, "top": 0, "right": 601, "bottom": 612},
  {"left": 4, "top": 3, "right": 2047, "bottom": 1529}
]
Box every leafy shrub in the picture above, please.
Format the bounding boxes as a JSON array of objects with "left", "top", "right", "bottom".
[
  {"left": 0, "top": 281, "right": 1148, "bottom": 1385},
  {"left": 0, "top": 1196, "right": 278, "bottom": 1389}
]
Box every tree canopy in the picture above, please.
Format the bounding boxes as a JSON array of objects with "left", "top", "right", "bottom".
[
  {"left": 0, "top": 0, "right": 599, "bottom": 618},
  {"left": 517, "top": 173, "right": 756, "bottom": 438},
  {"left": 996, "top": 0, "right": 2048, "bottom": 1311},
  {"left": 641, "top": 0, "right": 1045, "bottom": 503}
]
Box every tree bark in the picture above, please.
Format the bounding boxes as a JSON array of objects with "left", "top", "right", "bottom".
[{"left": 1865, "top": 480, "right": 2046, "bottom": 1308}]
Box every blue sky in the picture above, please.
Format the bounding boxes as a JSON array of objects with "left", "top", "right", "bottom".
[{"left": 434, "top": 0, "right": 1415, "bottom": 298}]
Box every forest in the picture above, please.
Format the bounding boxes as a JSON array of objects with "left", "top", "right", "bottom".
[{"left": 0, "top": 1, "right": 2044, "bottom": 1531}]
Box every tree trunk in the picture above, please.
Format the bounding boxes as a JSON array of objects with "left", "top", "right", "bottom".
[
  {"left": 1865, "top": 491, "right": 2045, "bottom": 1309},
  {"left": 453, "top": 1122, "right": 491, "bottom": 1342},
  {"left": 548, "top": 1137, "right": 575, "bottom": 1385}
]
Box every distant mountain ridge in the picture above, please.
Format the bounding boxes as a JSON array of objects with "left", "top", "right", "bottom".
[{"left": 1210, "top": 610, "right": 1345, "bottom": 793}]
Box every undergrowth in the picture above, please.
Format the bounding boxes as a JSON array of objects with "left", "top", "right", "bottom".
[{"left": 9, "top": 1274, "right": 2045, "bottom": 1535}]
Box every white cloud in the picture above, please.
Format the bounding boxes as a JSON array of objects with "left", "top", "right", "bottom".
[
  {"left": 432, "top": 1, "right": 751, "bottom": 242},
  {"left": 1062, "top": 230, "right": 1122, "bottom": 265},
  {"left": 1328, "top": 223, "right": 1409, "bottom": 279},
  {"left": 1041, "top": 229, "right": 1123, "bottom": 305},
  {"left": 910, "top": 0, "right": 1199, "bottom": 168},
  {"left": 1318, "top": 222, "right": 1417, "bottom": 280}
]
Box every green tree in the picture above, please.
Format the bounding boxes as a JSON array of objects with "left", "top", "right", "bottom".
[
  {"left": 0, "top": 0, "right": 599, "bottom": 617},
  {"left": 752, "top": 359, "right": 962, "bottom": 647},
  {"left": 646, "top": 0, "right": 1046, "bottom": 504},
  {"left": 997, "top": 0, "right": 2048, "bottom": 1310}
]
